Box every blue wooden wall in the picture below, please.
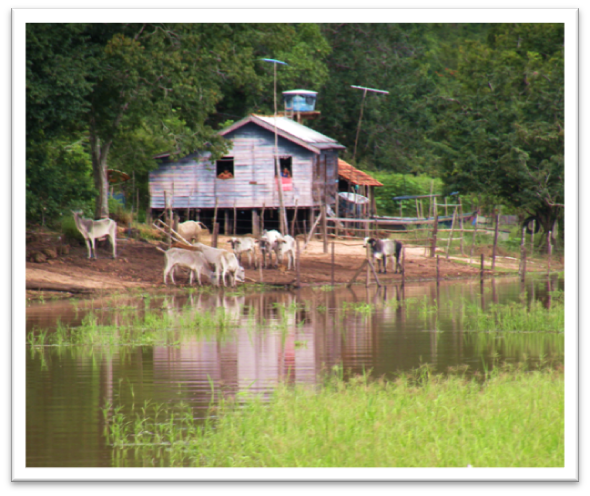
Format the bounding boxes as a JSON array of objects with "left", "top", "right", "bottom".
[{"left": 149, "top": 122, "right": 339, "bottom": 210}]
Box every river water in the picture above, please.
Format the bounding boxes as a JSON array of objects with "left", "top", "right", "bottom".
[{"left": 25, "top": 275, "right": 563, "bottom": 467}]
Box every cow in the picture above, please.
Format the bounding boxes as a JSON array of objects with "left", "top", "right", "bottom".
[
  {"left": 256, "top": 229, "right": 283, "bottom": 268},
  {"left": 227, "top": 237, "right": 258, "bottom": 268},
  {"left": 162, "top": 247, "right": 214, "bottom": 286},
  {"left": 272, "top": 234, "right": 295, "bottom": 271},
  {"left": 363, "top": 237, "right": 403, "bottom": 274}
]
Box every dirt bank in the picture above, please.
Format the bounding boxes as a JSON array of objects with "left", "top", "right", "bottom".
[{"left": 25, "top": 228, "right": 558, "bottom": 299}]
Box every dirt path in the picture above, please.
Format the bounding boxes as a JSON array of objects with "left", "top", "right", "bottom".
[{"left": 25, "top": 229, "right": 559, "bottom": 299}]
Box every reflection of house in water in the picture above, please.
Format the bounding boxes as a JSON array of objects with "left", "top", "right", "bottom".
[{"left": 149, "top": 288, "right": 413, "bottom": 400}]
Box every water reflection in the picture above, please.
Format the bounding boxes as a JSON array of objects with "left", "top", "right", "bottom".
[{"left": 26, "top": 275, "right": 564, "bottom": 467}]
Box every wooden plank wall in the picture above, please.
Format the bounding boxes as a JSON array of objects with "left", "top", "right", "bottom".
[{"left": 150, "top": 123, "right": 336, "bottom": 210}]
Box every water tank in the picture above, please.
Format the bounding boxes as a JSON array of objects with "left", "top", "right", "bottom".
[{"left": 282, "top": 89, "right": 318, "bottom": 112}]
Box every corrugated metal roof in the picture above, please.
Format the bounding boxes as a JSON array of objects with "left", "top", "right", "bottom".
[
  {"left": 338, "top": 159, "right": 383, "bottom": 187},
  {"left": 220, "top": 114, "right": 345, "bottom": 154},
  {"left": 282, "top": 89, "right": 318, "bottom": 95}
]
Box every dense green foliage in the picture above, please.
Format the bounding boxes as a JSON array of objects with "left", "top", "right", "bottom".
[{"left": 26, "top": 22, "right": 564, "bottom": 233}]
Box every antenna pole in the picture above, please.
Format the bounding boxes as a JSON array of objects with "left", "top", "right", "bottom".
[{"left": 351, "top": 85, "right": 389, "bottom": 163}]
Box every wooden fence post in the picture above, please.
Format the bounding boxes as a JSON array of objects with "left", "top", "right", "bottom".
[
  {"left": 521, "top": 247, "right": 527, "bottom": 283},
  {"left": 436, "top": 255, "right": 440, "bottom": 286},
  {"left": 491, "top": 209, "right": 500, "bottom": 272},
  {"left": 547, "top": 230, "right": 552, "bottom": 276},
  {"left": 446, "top": 206, "right": 457, "bottom": 260},
  {"left": 322, "top": 204, "right": 328, "bottom": 254},
  {"left": 401, "top": 247, "right": 406, "bottom": 288},
  {"left": 519, "top": 227, "right": 526, "bottom": 280},
  {"left": 296, "top": 238, "right": 301, "bottom": 288},
  {"left": 458, "top": 197, "right": 464, "bottom": 255},
  {"left": 430, "top": 210, "right": 439, "bottom": 258},
  {"left": 469, "top": 208, "right": 479, "bottom": 261},
  {"left": 530, "top": 219, "right": 535, "bottom": 255},
  {"left": 331, "top": 242, "right": 335, "bottom": 287},
  {"left": 480, "top": 254, "right": 485, "bottom": 283},
  {"left": 366, "top": 243, "right": 371, "bottom": 287}
]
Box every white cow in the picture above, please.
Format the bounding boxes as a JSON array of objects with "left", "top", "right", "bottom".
[
  {"left": 273, "top": 234, "right": 295, "bottom": 270},
  {"left": 177, "top": 220, "right": 208, "bottom": 243},
  {"left": 71, "top": 210, "right": 117, "bottom": 259},
  {"left": 256, "top": 229, "right": 283, "bottom": 268},
  {"left": 227, "top": 237, "right": 258, "bottom": 268},
  {"left": 162, "top": 247, "right": 214, "bottom": 286},
  {"left": 194, "top": 243, "right": 245, "bottom": 287}
]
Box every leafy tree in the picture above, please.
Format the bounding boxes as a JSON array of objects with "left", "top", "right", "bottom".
[
  {"left": 27, "top": 23, "right": 331, "bottom": 220},
  {"left": 427, "top": 23, "right": 564, "bottom": 237},
  {"left": 314, "top": 23, "right": 487, "bottom": 174}
]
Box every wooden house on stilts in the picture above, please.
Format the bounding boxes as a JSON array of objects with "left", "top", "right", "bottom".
[{"left": 149, "top": 109, "right": 345, "bottom": 236}]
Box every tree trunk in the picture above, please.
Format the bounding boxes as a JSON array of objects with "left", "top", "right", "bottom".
[{"left": 90, "top": 131, "right": 113, "bottom": 220}]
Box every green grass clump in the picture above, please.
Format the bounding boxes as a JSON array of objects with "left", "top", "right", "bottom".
[
  {"left": 26, "top": 304, "right": 239, "bottom": 348},
  {"left": 104, "top": 365, "right": 564, "bottom": 468},
  {"left": 461, "top": 300, "right": 564, "bottom": 333}
]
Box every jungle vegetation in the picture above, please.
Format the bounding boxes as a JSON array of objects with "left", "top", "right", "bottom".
[{"left": 26, "top": 23, "right": 564, "bottom": 236}]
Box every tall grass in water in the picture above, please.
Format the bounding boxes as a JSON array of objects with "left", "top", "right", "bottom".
[
  {"left": 104, "top": 365, "right": 564, "bottom": 468},
  {"left": 26, "top": 304, "right": 240, "bottom": 347},
  {"left": 461, "top": 300, "right": 564, "bottom": 333}
]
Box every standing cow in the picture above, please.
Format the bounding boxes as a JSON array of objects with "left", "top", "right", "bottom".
[{"left": 363, "top": 237, "right": 403, "bottom": 274}]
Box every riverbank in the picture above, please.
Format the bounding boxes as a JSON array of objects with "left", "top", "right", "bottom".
[{"left": 25, "top": 227, "right": 562, "bottom": 300}]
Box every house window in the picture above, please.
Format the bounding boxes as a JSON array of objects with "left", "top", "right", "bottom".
[
  {"left": 277, "top": 156, "right": 292, "bottom": 178},
  {"left": 216, "top": 157, "right": 234, "bottom": 179}
]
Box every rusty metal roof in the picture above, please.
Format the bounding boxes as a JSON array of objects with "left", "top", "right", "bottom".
[{"left": 338, "top": 159, "right": 383, "bottom": 187}]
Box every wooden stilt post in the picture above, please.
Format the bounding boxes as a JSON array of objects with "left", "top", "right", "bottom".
[
  {"left": 252, "top": 209, "right": 259, "bottom": 237},
  {"left": 212, "top": 223, "right": 219, "bottom": 248},
  {"left": 233, "top": 200, "right": 237, "bottom": 235},
  {"left": 291, "top": 199, "right": 298, "bottom": 237},
  {"left": 259, "top": 249, "right": 264, "bottom": 283},
  {"left": 212, "top": 197, "right": 219, "bottom": 237},
  {"left": 260, "top": 203, "right": 265, "bottom": 233}
]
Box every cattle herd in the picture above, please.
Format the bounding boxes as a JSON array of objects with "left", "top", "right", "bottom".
[
  {"left": 71, "top": 213, "right": 403, "bottom": 288},
  {"left": 158, "top": 229, "right": 403, "bottom": 287}
]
